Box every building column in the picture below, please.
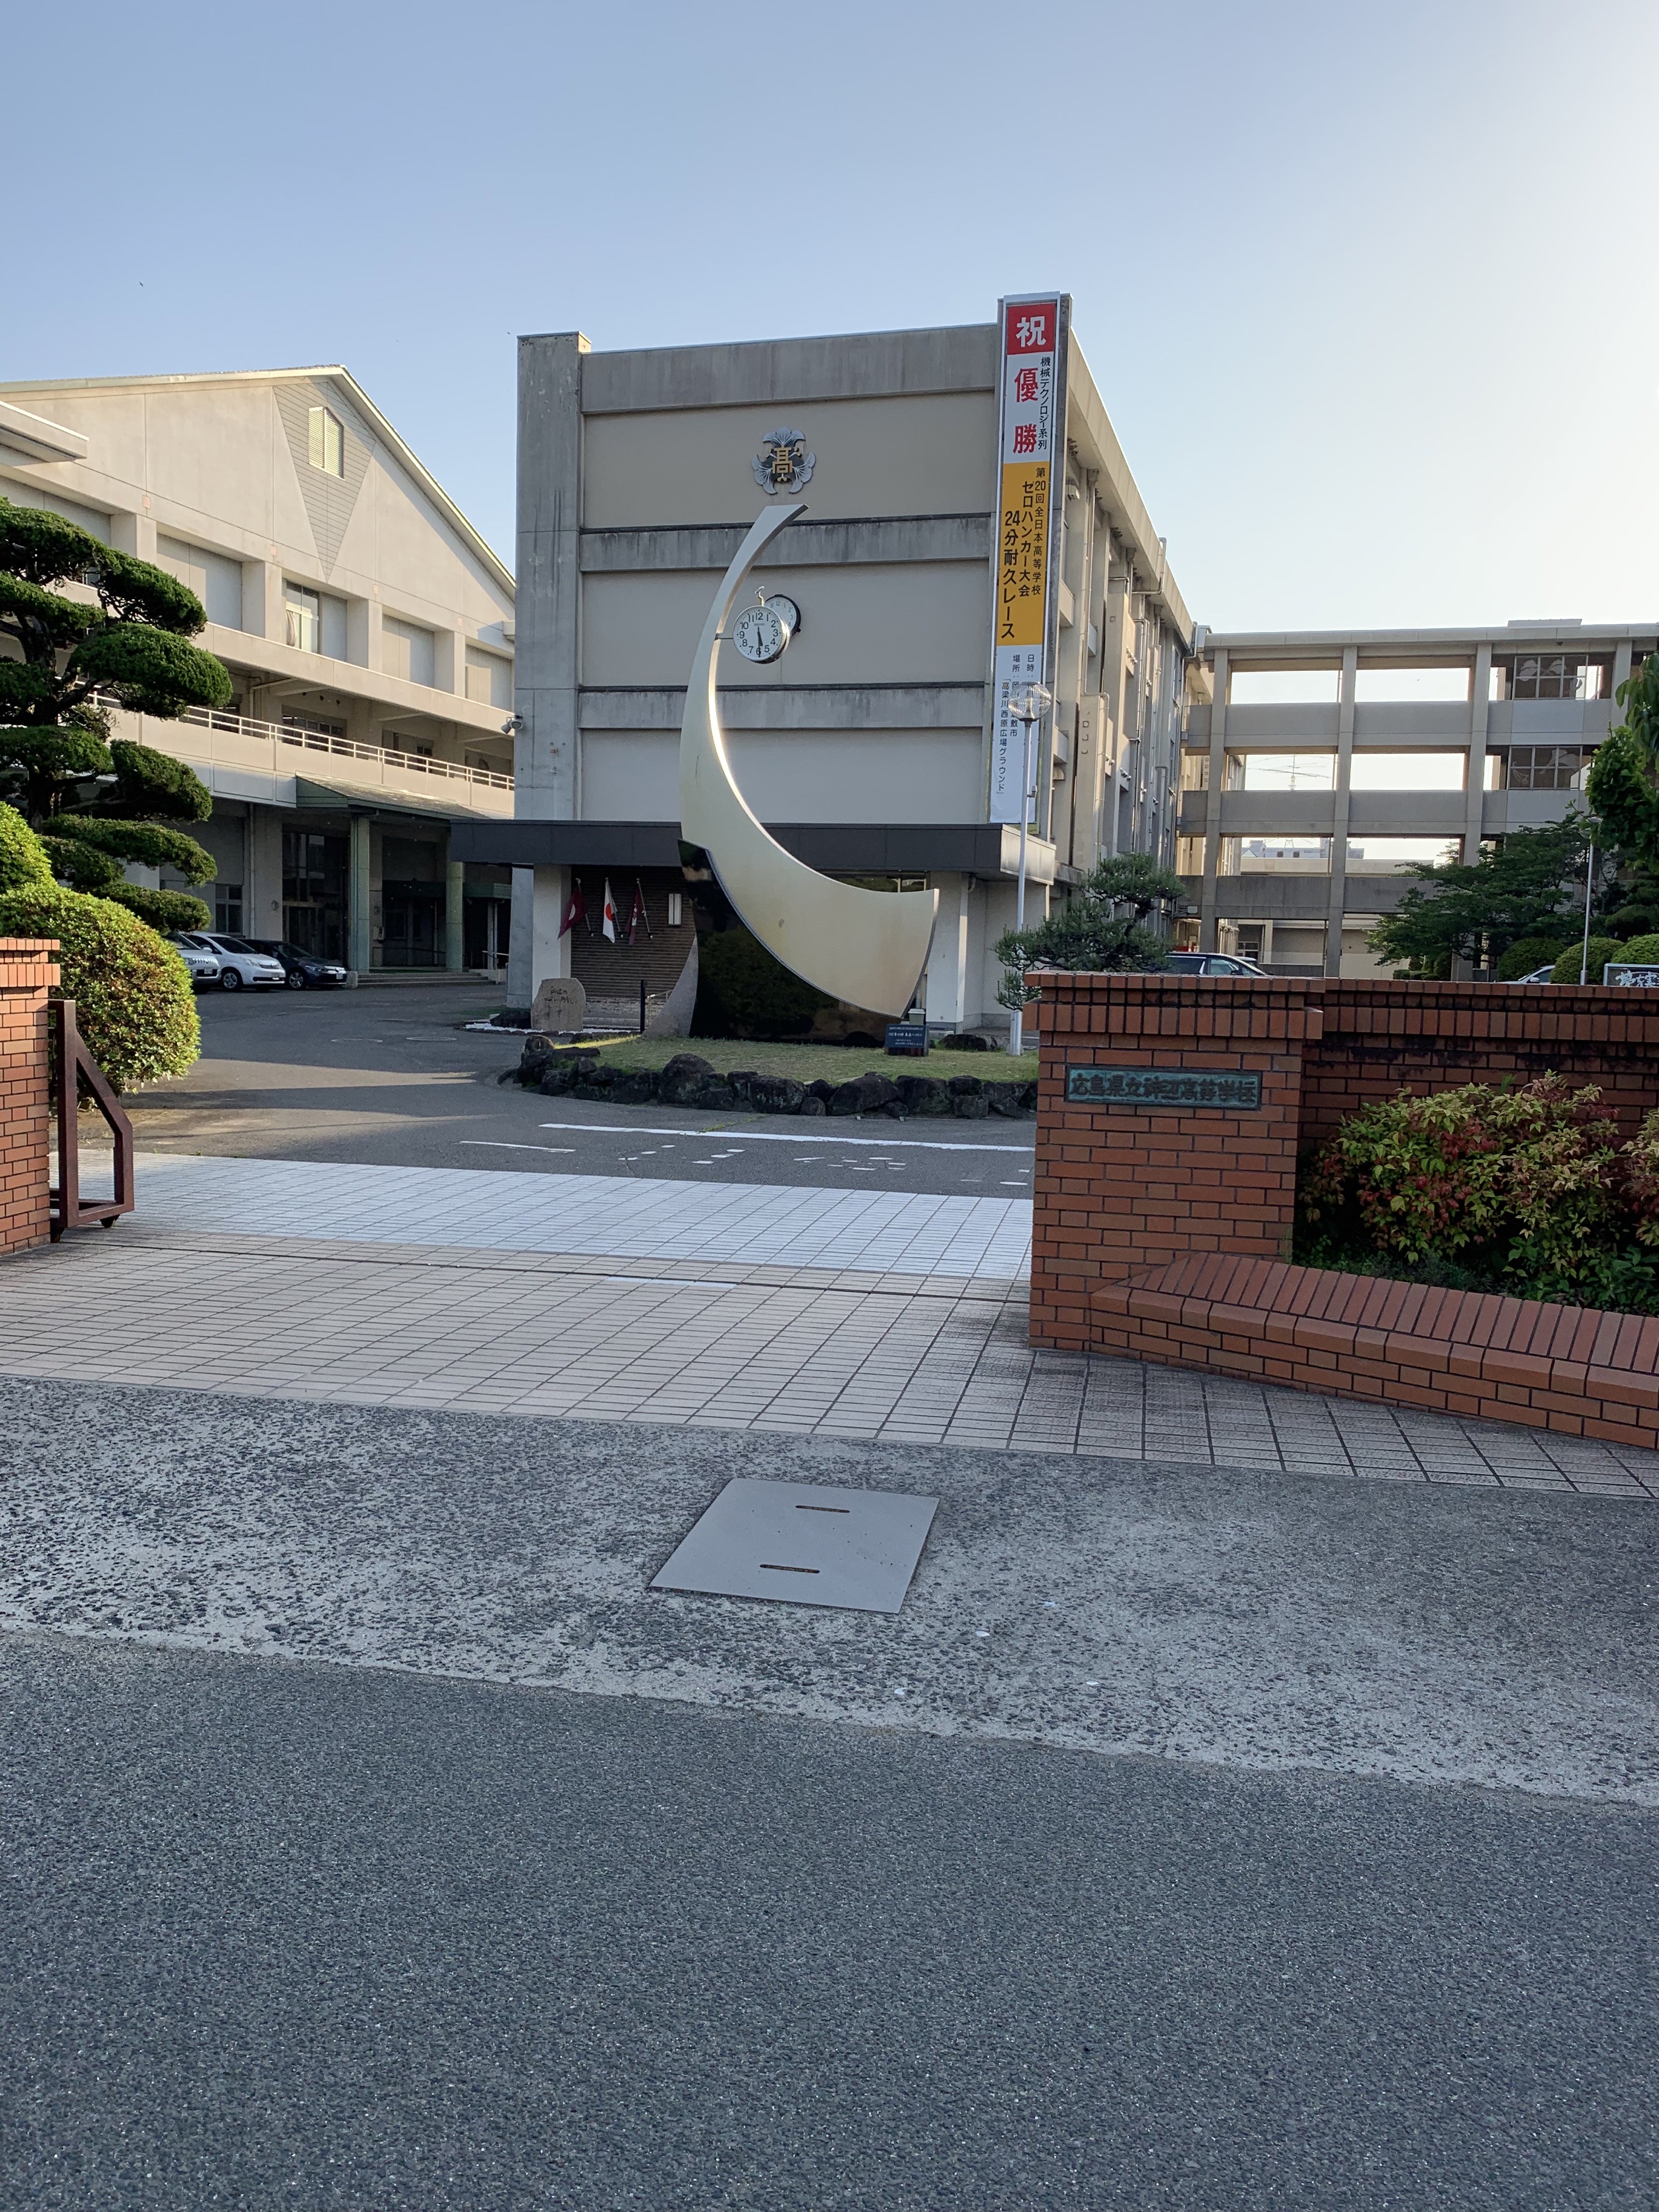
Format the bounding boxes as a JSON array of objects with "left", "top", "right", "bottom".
[
  {"left": 1324, "top": 645, "right": 1358, "bottom": 976},
  {"left": 445, "top": 858, "right": 466, "bottom": 972},
  {"left": 924, "top": 874, "right": 972, "bottom": 1029},
  {"left": 1464, "top": 643, "right": 1492, "bottom": 864},
  {"left": 516, "top": 331, "right": 588, "bottom": 819},
  {"left": 348, "top": 814, "right": 372, "bottom": 975},
  {"left": 1198, "top": 646, "right": 1228, "bottom": 952},
  {"left": 505, "top": 865, "right": 571, "bottom": 1008},
  {"left": 1613, "top": 640, "right": 1634, "bottom": 700}
]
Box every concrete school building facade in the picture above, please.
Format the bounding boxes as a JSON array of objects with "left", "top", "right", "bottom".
[
  {"left": 0, "top": 371, "right": 516, "bottom": 975},
  {"left": 1179, "top": 620, "right": 1659, "bottom": 975},
  {"left": 454, "top": 302, "right": 1195, "bottom": 1029}
]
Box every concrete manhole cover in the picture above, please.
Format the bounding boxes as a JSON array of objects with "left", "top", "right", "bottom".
[{"left": 650, "top": 1478, "right": 939, "bottom": 1613}]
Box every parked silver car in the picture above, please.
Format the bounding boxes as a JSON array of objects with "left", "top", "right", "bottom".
[
  {"left": 182, "top": 932, "right": 287, "bottom": 991},
  {"left": 165, "top": 932, "right": 222, "bottom": 988},
  {"left": 1166, "top": 952, "right": 1272, "bottom": 978}
]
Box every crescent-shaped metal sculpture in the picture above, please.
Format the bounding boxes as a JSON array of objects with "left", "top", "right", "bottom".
[{"left": 679, "top": 502, "right": 939, "bottom": 1019}]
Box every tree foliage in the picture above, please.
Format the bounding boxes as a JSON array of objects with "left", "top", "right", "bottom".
[
  {"left": 0, "top": 497, "right": 227, "bottom": 932},
  {"left": 995, "top": 853, "right": 1182, "bottom": 1010},
  {"left": 0, "top": 879, "right": 199, "bottom": 1091},
  {"left": 1366, "top": 815, "right": 1595, "bottom": 977},
  {"left": 1585, "top": 655, "right": 1659, "bottom": 872}
]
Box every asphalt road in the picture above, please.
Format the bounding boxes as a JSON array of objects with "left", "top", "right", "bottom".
[
  {"left": 110, "top": 983, "right": 1034, "bottom": 1199},
  {"left": 4, "top": 1629, "right": 1654, "bottom": 2212}
]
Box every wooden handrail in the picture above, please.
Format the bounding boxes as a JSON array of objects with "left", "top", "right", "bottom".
[{"left": 49, "top": 1000, "right": 135, "bottom": 1240}]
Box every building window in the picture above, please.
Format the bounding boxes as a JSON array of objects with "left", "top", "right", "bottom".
[
  {"left": 1508, "top": 656, "right": 1603, "bottom": 701},
  {"left": 382, "top": 615, "right": 437, "bottom": 688},
  {"left": 285, "top": 583, "right": 321, "bottom": 653},
  {"left": 1501, "top": 746, "right": 1593, "bottom": 791},
  {"left": 308, "top": 405, "right": 344, "bottom": 477},
  {"left": 214, "top": 882, "right": 244, "bottom": 934}
]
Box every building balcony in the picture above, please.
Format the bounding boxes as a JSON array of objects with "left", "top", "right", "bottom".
[{"left": 118, "top": 703, "right": 514, "bottom": 818}]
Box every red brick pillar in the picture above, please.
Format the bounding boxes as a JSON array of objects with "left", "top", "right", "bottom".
[
  {"left": 0, "top": 938, "right": 60, "bottom": 1260},
  {"left": 1029, "top": 974, "right": 1321, "bottom": 1351}
]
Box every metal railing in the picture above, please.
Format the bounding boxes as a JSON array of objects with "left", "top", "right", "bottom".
[{"left": 173, "top": 703, "right": 514, "bottom": 792}]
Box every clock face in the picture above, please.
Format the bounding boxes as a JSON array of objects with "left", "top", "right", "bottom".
[
  {"left": 763, "top": 594, "right": 800, "bottom": 637},
  {"left": 733, "top": 603, "right": 789, "bottom": 664}
]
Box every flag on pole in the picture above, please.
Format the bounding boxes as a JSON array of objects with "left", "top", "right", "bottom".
[
  {"left": 600, "top": 878, "right": 618, "bottom": 942},
  {"left": 559, "top": 879, "right": 586, "bottom": 937},
  {"left": 627, "top": 879, "right": 651, "bottom": 944}
]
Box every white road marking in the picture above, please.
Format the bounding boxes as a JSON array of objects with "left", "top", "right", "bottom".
[
  {"left": 539, "top": 1121, "right": 1029, "bottom": 1153},
  {"left": 460, "top": 1141, "right": 577, "bottom": 1155}
]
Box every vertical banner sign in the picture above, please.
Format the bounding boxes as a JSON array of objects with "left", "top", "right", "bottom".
[{"left": 988, "top": 294, "right": 1068, "bottom": 825}]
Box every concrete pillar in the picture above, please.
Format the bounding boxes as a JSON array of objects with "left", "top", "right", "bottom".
[
  {"left": 1199, "top": 647, "right": 1228, "bottom": 953},
  {"left": 1324, "top": 646, "right": 1358, "bottom": 977},
  {"left": 445, "top": 858, "right": 465, "bottom": 972},
  {"left": 516, "top": 332, "right": 588, "bottom": 818},
  {"left": 923, "top": 875, "right": 972, "bottom": 1029},
  {"left": 505, "top": 865, "right": 571, "bottom": 1008},
  {"left": 247, "top": 807, "right": 284, "bottom": 936},
  {"left": 1464, "top": 645, "right": 1492, "bottom": 863},
  {"left": 348, "top": 814, "right": 372, "bottom": 975},
  {"left": 1614, "top": 640, "right": 1634, "bottom": 702}
]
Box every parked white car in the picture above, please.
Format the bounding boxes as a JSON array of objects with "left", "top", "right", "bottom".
[
  {"left": 165, "top": 933, "right": 222, "bottom": 988},
  {"left": 183, "top": 932, "right": 287, "bottom": 991}
]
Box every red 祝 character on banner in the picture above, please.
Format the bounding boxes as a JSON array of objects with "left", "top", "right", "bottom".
[
  {"left": 600, "top": 879, "right": 619, "bottom": 942},
  {"left": 559, "top": 880, "right": 586, "bottom": 937},
  {"left": 627, "top": 880, "right": 651, "bottom": 945}
]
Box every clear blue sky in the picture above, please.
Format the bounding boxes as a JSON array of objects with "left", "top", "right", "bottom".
[{"left": 10, "top": 0, "right": 1656, "bottom": 633}]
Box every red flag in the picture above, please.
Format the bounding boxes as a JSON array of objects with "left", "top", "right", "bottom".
[
  {"left": 600, "top": 878, "right": 618, "bottom": 943},
  {"left": 627, "top": 879, "right": 651, "bottom": 945},
  {"left": 559, "top": 879, "right": 586, "bottom": 937}
]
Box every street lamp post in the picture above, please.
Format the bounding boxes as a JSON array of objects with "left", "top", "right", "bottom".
[{"left": 1006, "top": 685, "right": 1051, "bottom": 1059}]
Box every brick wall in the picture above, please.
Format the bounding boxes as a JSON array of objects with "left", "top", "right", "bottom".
[
  {"left": 0, "top": 938, "right": 59, "bottom": 1260},
  {"left": 1031, "top": 974, "right": 1659, "bottom": 1436}
]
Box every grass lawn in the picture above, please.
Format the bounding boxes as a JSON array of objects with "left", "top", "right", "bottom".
[{"left": 537, "top": 1035, "right": 1038, "bottom": 1083}]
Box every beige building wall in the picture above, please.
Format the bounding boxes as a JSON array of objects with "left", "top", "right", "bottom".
[{"left": 0, "top": 369, "right": 517, "bottom": 972}]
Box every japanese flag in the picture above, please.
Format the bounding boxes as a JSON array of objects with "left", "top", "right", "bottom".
[{"left": 600, "top": 878, "right": 618, "bottom": 942}]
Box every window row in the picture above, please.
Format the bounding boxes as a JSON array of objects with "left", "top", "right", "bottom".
[
  {"left": 1181, "top": 747, "right": 1595, "bottom": 794},
  {"left": 1223, "top": 660, "right": 1611, "bottom": 706}
]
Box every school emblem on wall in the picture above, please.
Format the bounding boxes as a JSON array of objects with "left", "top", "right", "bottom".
[{"left": 753, "top": 427, "right": 815, "bottom": 494}]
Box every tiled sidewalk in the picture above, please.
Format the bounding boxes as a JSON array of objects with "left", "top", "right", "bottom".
[
  {"left": 6, "top": 1215, "right": 1657, "bottom": 1495},
  {"left": 127, "top": 1152, "right": 1034, "bottom": 1279}
]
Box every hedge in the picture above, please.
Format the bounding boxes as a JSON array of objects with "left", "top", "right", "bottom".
[{"left": 0, "top": 880, "right": 198, "bottom": 1089}]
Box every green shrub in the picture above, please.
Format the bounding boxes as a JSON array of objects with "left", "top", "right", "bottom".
[
  {"left": 692, "top": 925, "right": 835, "bottom": 1039},
  {"left": 1550, "top": 937, "right": 1622, "bottom": 984},
  {"left": 1300, "top": 1074, "right": 1656, "bottom": 1301},
  {"left": 0, "top": 880, "right": 198, "bottom": 1089},
  {"left": 1495, "top": 934, "right": 1568, "bottom": 980},
  {"left": 1613, "top": 932, "right": 1659, "bottom": 966},
  {"left": 0, "top": 801, "right": 52, "bottom": 891}
]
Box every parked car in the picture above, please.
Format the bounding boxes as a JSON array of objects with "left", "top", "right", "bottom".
[
  {"left": 1166, "top": 952, "right": 1272, "bottom": 978},
  {"left": 164, "top": 932, "right": 222, "bottom": 988},
  {"left": 1512, "top": 965, "right": 1559, "bottom": 985},
  {"left": 244, "top": 938, "right": 350, "bottom": 989},
  {"left": 183, "top": 932, "right": 288, "bottom": 991}
]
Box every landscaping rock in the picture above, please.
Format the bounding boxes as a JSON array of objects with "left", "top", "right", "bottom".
[
  {"left": 984, "top": 1081, "right": 1028, "bottom": 1117},
  {"left": 687, "top": 1083, "right": 737, "bottom": 1112},
  {"left": 805, "top": 1079, "right": 836, "bottom": 1106},
  {"left": 611, "top": 1071, "right": 659, "bottom": 1106},
  {"left": 953, "top": 1092, "right": 990, "bottom": 1118},
  {"left": 734, "top": 1072, "right": 805, "bottom": 1115},
  {"left": 572, "top": 1066, "right": 619, "bottom": 1100},
  {"left": 657, "top": 1053, "right": 719, "bottom": 1106},
  {"left": 895, "top": 1075, "right": 951, "bottom": 1116},
  {"left": 536, "top": 1063, "right": 576, "bottom": 1097},
  {"left": 830, "top": 1072, "right": 899, "bottom": 1117},
  {"left": 799, "top": 1098, "right": 826, "bottom": 1117},
  {"left": 948, "top": 1075, "right": 984, "bottom": 1097}
]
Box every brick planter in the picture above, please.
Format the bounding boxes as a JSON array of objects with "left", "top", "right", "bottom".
[
  {"left": 0, "top": 938, "right": 60, "bottom": 1260},
  {"left": 1031, "top": 972, "right": 1659, "bottom": 1442}
]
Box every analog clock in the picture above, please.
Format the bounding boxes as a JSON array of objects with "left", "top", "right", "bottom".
[{"left": 732, "top": 596, "right": 797, "bottom": 665}]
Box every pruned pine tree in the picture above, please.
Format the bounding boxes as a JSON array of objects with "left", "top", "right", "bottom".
[{"left": 0, "top": 497, "right": 233, "bottom": 930}]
